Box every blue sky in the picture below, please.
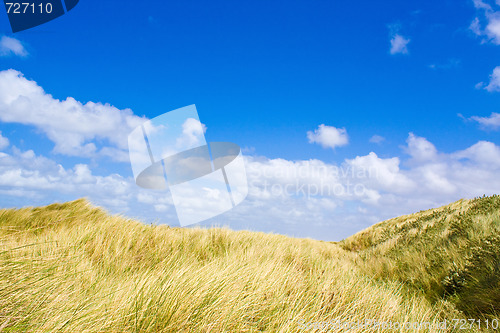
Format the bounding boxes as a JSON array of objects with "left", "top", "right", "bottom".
[{"left": 0, "top": 0, "right": 500, "bottom": 241}]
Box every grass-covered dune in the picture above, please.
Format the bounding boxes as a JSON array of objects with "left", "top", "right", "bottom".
[{"left": 0, "top": 195, "right": 498, "bottom": 332}]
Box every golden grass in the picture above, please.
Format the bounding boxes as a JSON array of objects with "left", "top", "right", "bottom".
[{"left": 0, "top": 197, "right": 498, "bottom": 332}]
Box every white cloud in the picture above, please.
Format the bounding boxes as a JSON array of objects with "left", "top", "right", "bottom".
[
  {"left": 470, "top": 112, "right": 500, "bottom": 130},
  {"left": 454, "top": 140, "right": 500, "bottom": 165},
  {"left": 369, "top": 135, "right": 385, "bottom": 144},
  {"left": 176, "top": 117, "right": 207, "bottom": 148},
  {"left": 1, "top": 132, "right": 500, "bottom": 241},
  {"left": 346, "top": 152, "right": 415, "bottom": 194},
  {"left": 0, "top": 132, "right": 9, "bottom": 150},
  {"left": 470, "top": 17, "right": 483, "bottom": 35},
  {"left": 0, "top": 146, "right": 147, "bottom": 214},
  {"left": 482, "top": 66, "right": 500, "bottom": 92},
  {"left": 307, "top": 124, "right": 348, "bottom": 149},
  {"left": 5, "top": 148, "right": 128, "bottom": 192},
  {"left": 0, "top": 36, "right": 28, "bottom": 57},
  {"left": 0, "top": 71, "right": 498, "bottom": 241},
  {"left": 154, "top": 204, "right": 169, "bottom": 212},
  {"left": 487, "top": 17, "right": 500, "bottom": 41},
  {"left": 390, "top": 34, "right": 410, "bottom": 55},
  {"left": 0, "top": 69, "right": 146, "bottom": 160},
  {"left": 405, "top": 132, "right": 438, "bottom": 162},
  {"left": 227, "top": 133, "right": 500, "bottom": 238},
  {"left": 470, "top": 0, "right": 500, "bottom": 44}
]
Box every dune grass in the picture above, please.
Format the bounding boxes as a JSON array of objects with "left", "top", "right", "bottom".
[
  {"left": 0, "top": 196, "right": 498, "bottom": 332},
  {"left": 341, "top": 195, "right": 500, "bottom": 320}
]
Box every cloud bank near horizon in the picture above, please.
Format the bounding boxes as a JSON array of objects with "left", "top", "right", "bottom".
[{"left": 0, "top": 70, "right": 499, "bottom": 240}]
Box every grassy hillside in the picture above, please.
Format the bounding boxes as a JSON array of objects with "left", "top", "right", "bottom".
[
  {"left": 341, "top": 195, "right": 500, "bottom": 320},
  {"left": 0, "top": 196, "right": 498, "bottom": 332}
]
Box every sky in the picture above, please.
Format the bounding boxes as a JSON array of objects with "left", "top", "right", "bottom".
[{"left": 0, "top": 0, "right": 500, "bottom": 241}]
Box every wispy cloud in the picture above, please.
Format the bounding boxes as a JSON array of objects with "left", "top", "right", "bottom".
[
  {"left": 390, "top": 34, "right": 410, "bottom": 54},
  {"left": 478, "top": 66, "right": 500, "bottom": 92},
  {"left": 428, "top": 58, "right": 461, "bottom": 70},
  {"left": 0, "top": 35, "right": 28, "bottom": 57},
  {"left": 0, "top": 132, "right": 9, "bottom": 150},
  {"left": 307, "top": 124, "right": 349, "bottom": 150},
  {"left": 388, "top": 24, "right": 410, "bottom": 55},
  {"left": 369, "top": 135, "right": 385, "bottom": 144},
  {"left": 469, "top": 112, "right": 500, "bottom": 130}
]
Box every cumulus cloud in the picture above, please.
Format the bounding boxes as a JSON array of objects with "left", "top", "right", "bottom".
[
  {"left": 470, "top": 0, "right": 500, "bottom": 44},
  {"left": 0, "top": 36, "right": 28, "bottom": 57},
  {"left": 0, "top": 145, "right": 179, "bottom": 220},
  {"left": 1, "top": 131, "right": 500, "bottom": 241},
  {"left": 0, "top": 132, "right": 9, "bottom": 150},
  {"left": 0, "top": 74, "right": 495, "bottom": 238},
  {"left": 223, "top": 133, "right": 500, "bottom": 239},
  {"left": 469, "top": 112, "right": 500, "bottom": 130},
  {"left": 1, "top": 77, "right": 499, "bottom": 243},
  {"left": 0, "top": 69, "right": 146, "bottom": 160},
  {"left": 0, "top": 147, "right": 131, "bottom": 202},
  {"left": 405, "top": 132, "right": 438, "bottom": 162},
  {"left": 454, "top": 140, "right": 500, "bottom": 165},
  {"left": 307, "top": 124, "right": 348, "bottom": 150},
  {"left": 176, "top": 118, "right": 207, "bottom": 147},
  {"left": 346, "top": 152, "right": 415, "bottom": 194}
]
